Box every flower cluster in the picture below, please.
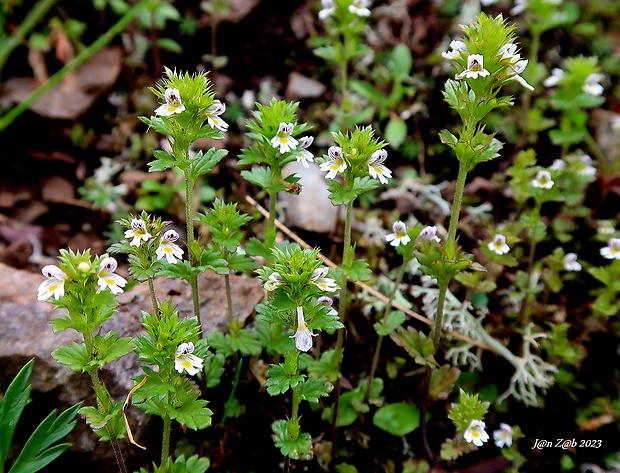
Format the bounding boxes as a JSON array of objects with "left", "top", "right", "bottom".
[{"left": 463, "top": 421, "right": 514, "bottom": 448}]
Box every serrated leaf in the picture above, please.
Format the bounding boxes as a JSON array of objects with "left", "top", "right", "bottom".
[
  {"left": 297, "top": 378, "right": 332, "bottom": 404},
  {"left": 168, "top": 397, "right": 213, "bottom": 430},
  {"left": 266, "top": 364, "right": 305, "bottom": 396},
  {"left": 51, "top": 343, "right": 89, "bottom": 372},
  {"left": 429, "top": 365, "right": 461, "bottom": 400},
  {"left": 189, "top": 148, "right": 228, "bottom": 180},
  {"left": 148, "top": 149, "right": 177, "bottom": 172},
  {"left": 204, "top": 353, "right": 225, "bottom": 388},
  {"left": 230, "top": 329, "right": 263, "bottom": 356},
  {"left": 345, "top": 259, "right": 372, "bottom": 282},
  {"left": 271, "top": 419, "right": 313, "bottom": 460},
  {"left": 390, "top": 326, "right": 437, "bottom": 367},
  {"left": 374, "top": 311, "right": 406, "bottom": 336}
]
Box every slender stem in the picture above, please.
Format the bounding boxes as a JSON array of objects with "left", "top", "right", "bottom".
[
  {"left": 266, "top": 189, "right": 278, "bottom": 257},
  {"left": 0, "top": 1, "right": 146, "bottom": 131},
  {"left": 447, "top": 163, "right": 469, "bottom": 245},
  {"left": 432, "top": 284, "right": 449, "bottom": 350},
  {"left": 365, "top": 261, "right": 406, "bottom": 402},
  {"left": 224, "top": 272, "right": 235, "bottom": 328},
  {"left": 161, "top": 413, "right": 172, "bottom": 463},
  {"left": 148, "top": 276, "right": 159, "bottom": 313},
  {"left": 582, "top": 127, "right": 606, "bottom": 165},
  {"left": 184, "top": 169, "right": 202, "bottom": 328},
  {"left": 222, "top": 357, "right": 243, "bottom": 424}
]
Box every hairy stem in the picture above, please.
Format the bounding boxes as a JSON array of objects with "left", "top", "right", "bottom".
[
  {"left": 148, "top": 276, "right": 159, "bottom": 313},
  {"left": 184, "top": 170, "right": 202, "bottom": 329},
  {"left": 162, "top": 413, "right": 172, "bottom": 463}
]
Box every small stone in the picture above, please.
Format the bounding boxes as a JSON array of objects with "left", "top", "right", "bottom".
[{"left": 285, "top": 72, "right": 327, "bottom": 101}]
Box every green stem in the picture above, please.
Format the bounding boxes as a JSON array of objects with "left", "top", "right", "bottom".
[
  {"left": 447, "top": 162, "right": 468, "bottom": 245},
  {"left": 0, "top": 1, "right": 146, "bottom": 131},
  {"left": 224, "top": 272, "right": 235, "bottom": 329},
  {"left": 583, "top": 127, "right": 606, "bottom": 165},
  {"left": 148, "top": 276, "right": 159, "bottom": 313},
  {"left": 365, "top": 261, "right": 406, "bottom": 402},
  {"left": 184, "top": 169, "right": 202, "bottom": 329},
  {"left": 222, "top": 357, "right": 243, "bottom": 424},
  {"left": 162, "top": 413, "right": 172, "bottom": 463},
  {"left": 265, "top": 189, "right": 278, "bottom": 257}
]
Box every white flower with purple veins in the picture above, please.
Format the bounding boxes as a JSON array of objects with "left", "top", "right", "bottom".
[
  {"left": 349, "top": 0, "right": 371, "bottom": 17},
  {"left": 271, "top": 122, "right": 298, "bottom": 153},
  {"left": 318, "top": 0, "right": 335, "bottom": 20},
  {"left": 367, "top": 149, "right": 392, "bottom": 184},
  {"left": 156, "top": 229, "right": 184, "bottom": 264},
  {"left": 155, "top": 88, "right": 185, "bottom": 116},
  {"left": 206, "top": 101, "right": 228, "bottom": 132},
  {"left": 416, "top": 225, "right": 440, "bottom": 245},
  {"left": 125, "top": 218, "right": 152, "bottom": 247},
  {"left": 386, "top": 221, "right": 411, "bottom": 247},
  {"left": 264, "top": 272, "right": 283, "bottom": 291},
  {"left": 531, "top": 170, "right": 554, "bottom": 189},
  {"left": 507, "top": 59, "right": 535, "bottom": 91},
  {"left": 97, "top": 257, "right": 127, "bottom": 294},
  {"left": 320, "top": 146, "right": 347, "bottom": 179},
  {"left": 601, "top": 238, "right": 620, "bottom": 260},
  {"left": 563, "top": 253, "right": 582, "bottom": 272},
  {"left": 291, "top": 306, "right": 318, "bottom": 352},
  {"left": 464, "top": 420, "right": 489, "bottom": 447},
  {"left": 318, "top": 296, "right": 338, "bottom": 315},
  {"left": 543, "top": 68, "right": 564, "bottom": 87},
  {"left": 296, "top": 136, "right": 315, "bottom": 168},
  {"left": 37, "top": 265, "right": 67, "bottom": 300},
  {"left": 456, "top": 54, "right": 490, "bottom": 80},
  {"left": 488, "top": 234, "right": 510, "bottom": 255},
  {"left": 175, "top": 342, "right": 204, "bottom": 376},
  {"left": 311, "top": 268, "right": 339, "bottom": 292},
  {"left": 441, "top": 40, "right": 467, "bottom": 60},
  {"left": 576, "top": 154, "right": 596, "bottom": 176},
  {"left": 493, "top": 423, "right": 513, "bottom": 448},
  {"left": 497, "top": 43, "right": 520, "bottom": 63},
  {"left": 583, "top": 73, "right": 604, "bottom": 96}
]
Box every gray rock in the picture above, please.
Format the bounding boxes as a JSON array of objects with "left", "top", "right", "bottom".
[{"left": 285, "top": 72, "right": 327, "bottom": 101}]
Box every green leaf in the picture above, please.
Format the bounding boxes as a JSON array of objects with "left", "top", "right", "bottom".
[
  {"left": 148, "top": 149, "right": 176, "bottom": 172},
  {"left": 390, "top": 326, "right": 437, "bottom": 367},
  {"left": 299, "top": 349, "right": 341, "bottom": 383},
  {"left": 297, "top": 378, "right": 332, "bottom": 404},
  {"left": 189, "top": 148, "right": 228, "bottom": 180},
  {"left": 240, "top": 167, "right": 284, "bottom": 192},
  {"left": 157, "top": 37, "right": 182, "bottom": 53},
  {"left": 168, "top": 396, "right": 213, "bottom": 430},
  {"left": 390, "top": 43, "right": 413, "bottom": 78},
  {"left": 344, "top": 259, "right": 372, "bottom": 283},
  {"left": 429, "top": 365, "right": 461, "bottom": 400},
  {"left": 385, "top": 117, "right": 408, "bottom": 149},
  {"left": 204, "top": 353, "right": 226, "bottom": 388},
  {"left": 229, "top": 329, "right": 263, "bottom": 356},
  {"left": 8, "top": 403, "right": 80, "bottom": 473},
  {"left": 0, "top": 359, "right": 34, "bottom": 467},
  {"left": 157, "top": 260, "right": 196, "bottom": 281},
  {"left": 374, "top": 311, "right": 406, "bottom": 336},
  {"left": 373, "top": 402, "right": 420, "bottom": 436},
  {"left": 266, "top": 364, "right": 305, "bottom": 396},
  {"left": 271, "top": 419, "right": 313, "bottom": 460},
  {"left": 51, "top": 343, "right": 89, "bottom": 372}
]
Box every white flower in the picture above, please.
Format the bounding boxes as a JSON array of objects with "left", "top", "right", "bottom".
[
  {"left": 319, "top": 146, "right": 347, "bottom": 179},
  {"left": 296, "top": 136, "right": 315, "bottom": 168},
  {"left": 206, "top": 101, "right": 228, "bottom": 132},
  {"left": 442, "top": 40, "right": 467, "bottom": 60},
  {"left": 349, "top": 0, "right": 371, "bottom": 17},
  {"left": 481, "top": 0, "right": 498, "bottom": 5},
  {"left": 510, "top": 0, "right": 527, "bottom": 15},
  {"left": 264, "top": 272, "right": 283, "bottom": 291},
  {"left": 318, "top": 296, "right": 338, "bottom": 315},
  {"left": 270, "top": 122, "right": 298, "bottom": 153},
  {"left": 464, "top": 420, "right": 489, "bottom": 447},
  {"left": 497, "top": 43, "right": 520, "bottom": 63},
  {"left": 507, "top": 59, "right": 535, "bottom": 91},
  {"left": 493, "top": 423, "right": 513, "bottom": 448},
  {"left": 174, "top": 342, "right": 204, "bottom": 376},
  {"left": 290, "top": 306, "right": 318, "bottom": 352},
  {"left": 367, "top": 149, "right": 392, "bottom": 184},
  {"left": 550, "top": 159, "right": 566, "bottom": 171},
  {"left": 531, "top": 170, "right": 554, "bottom": 189},
  {"left": 386, "top": 221, "right": 411, "bottom": 247},
  {"left": 488, "top": 234, "right": 510, "bottom": 255},
  {"left": 37, "top": 265, "right": 67, "bottom": 300},
  {"left": 576, "top": 154, "right": 596, "bottom": 176},
  {"left": 97, "top": 257, "right": 127, "bottom": 294},
  {"left": 318, "top": 0, "right": 335, "bottom": 20},
  {"left": 597, "top": 220, "right": 615, "bottom": 235},
  {"left": 311, "top": 268, "right": 339, "bottom": 292},
  {"left": 543, "top": 68, "right": 564, "bottom": 87},
  {"left": 456, "top": 54, "right": 490, "bottom": 80},
  {"left": 416, "top": 225, "right": 440, "bottom": 245},
  {"left": 600, "top": 238, "right": 620, "bottom": 260},
  {"left": 154, "top": 88, "right": 185, "bottom": 116},
  {"left": 125, "top": 218, "right": 152, "bottom": 247},
  {"left": 583, "top": 73, "right": 604, "bottom": 96},
  {"left": 563, "top": 253, "right": 582, "bottom": 272},
  {"left": 156, "top": 229, "right": 184, "bottom": 264}
]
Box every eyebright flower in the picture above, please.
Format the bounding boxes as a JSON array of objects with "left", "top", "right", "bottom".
[
  {"left": 456, "top": 54, "right": 490, "bottom": 80},
  {"left": 543, "top": 68, "right": 564, "bottom": 87},
  {"left": 264, "top": 272, "right": 283, "bottom": 291},
  {"left": 37, "top": 265, "right": 67, "bottom": 300},
  {"left": 97, "top": 257, "right": 127, "bottom": 294},
  {"left": 296, "top": 136, "right": 315, "bottom": 168},
  {"left": 597, "top": 220, "right": 615, "bottom": 235},
  {"left": 290, "top": 306, "right": 318, "bottom": 352},
  {"left": 174, "top": 342, "right": 204, "bottom": 376},
  {"left": 386, "top": 221, "right": 411, "bottom": 247},
  {"left": 319, "top": 146, "right": 347, "bottom": 179},
  {"left": 206, "top": 101, "right": 229, "bottom": 132},
  {"left": 550, "top": 159, "right": 566, "bottom": 171},
  {"left": 415, "top": 225, "right": 440, "bottom": 245},
  {"left": 600, "top": 238, "right": 620, "bottom": 260},
  {"left": 318, "top": 295, "right": 338, "bottom": 315},
  {"left": 576, "top": 154, "right": 596, "bottom": 177},
  {"left": 464, "top": 420, "right": 489, "bottom": 447},
  {"left": 311, "top": 268, "right": 339, "bottom": 292},
  {"left": 563, "top": 253, "right": 582, "bottom": 272},
  {"left": 441, "top": 40, "right": 467, "bottom": 60},
  {"left": 125, "top": 218, "right": 152, "bottom": 247},
  {"left": 583, "top": 73, "right": 604, "bottom": 96},
  {"left": 154, "top": 88, "right": 185, "bottom": 116},
  {"left": 367, "top": 149, "right": 392, "bottom": 184},
  {"left": 507, "top": 59, "right": 535, "bottom": 91},
  {"left": 493, "top": 423, "right": 513, "bottom": 448},
  {"left": 156, "top": 229, "right": 184, "bottom": 264},
  {"left": 488, "top": 234, "right": 510, "bottom": 255},
  {"left": 349, "top": 0, "right": 371, "bottom": 17},
  {"left": 271, "top": 122, "right": 298, "bottom": 153},
  {"left": 497, "top": 43, "right": 520, "bottom": 63},
  {"left": 531, "top": 170, "right": 554, "bottom": 189},
  {"left": 318, "top": 0, "right": 335, "bottom": 20}
]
